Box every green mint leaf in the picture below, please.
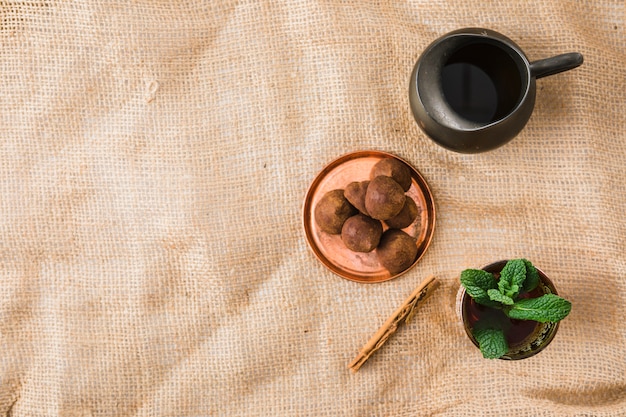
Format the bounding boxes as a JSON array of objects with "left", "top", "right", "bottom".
[
  {"left": 461, "top": 269, "right": 498, "bottom": 291},
  {"left": 487, "top": 289, "right": 514, "bottom": 305},
  {"left": 460, "top": 269, "right": 499, "bottom": 307},
  {"left": 522, "top": 259, "right": 540, "bottom": 292},
  {"left": 506, "top": 294, "right": 572, "bottom": 323},
  {"left": 498, "top": 259, "right": 526, "bottom": 299},
  {"left": 473, "top": 326, "right": 508, "bottom": 359}
]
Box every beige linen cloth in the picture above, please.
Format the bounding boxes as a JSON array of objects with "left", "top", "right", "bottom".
[{"left": 1, "top": 1, "right": 625, "bottom": 416}]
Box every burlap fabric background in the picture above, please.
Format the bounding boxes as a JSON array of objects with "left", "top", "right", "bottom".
[{"left": 1, "top": 1, "right": 625, "bottom": 416}]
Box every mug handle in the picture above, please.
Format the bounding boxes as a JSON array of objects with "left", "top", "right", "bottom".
[{"left": 530, "top": 52, "right": 584, "bottom": 79}]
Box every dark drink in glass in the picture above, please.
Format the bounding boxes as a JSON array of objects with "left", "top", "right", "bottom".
[{"left": 459, "top": 260, "right": 561, "bottom": 360}]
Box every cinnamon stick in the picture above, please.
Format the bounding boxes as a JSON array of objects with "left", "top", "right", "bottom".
[{"left": 348, "top": 275, "right": 438, "bottom": 373}]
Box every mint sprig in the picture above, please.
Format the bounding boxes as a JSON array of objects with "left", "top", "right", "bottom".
[
  {"left": 459, "top": 268, "right": 499, "bottom": 308},
  {"left": 471, "top": 312, "right": 510, "bottom": 359},
  {"left": 473, "top": 327, "right": 508, "bottom": 359},
  {"left": 498, "top": 258, "right": 525, "bottom": 299},
  {"left": 522, "top": 259, "right": 540, "bottom": 292},
  {"left": 460, "top": 259, "right": 572, "bottom": 359},
  {"left": 487, "top": 288, "right": 514, "bottom": 305},
  {"left": 506, "top": 294, "right": 572, "bottom": 323}
]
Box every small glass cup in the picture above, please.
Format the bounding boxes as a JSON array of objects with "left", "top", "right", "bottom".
[{"left": 455, "top": 260, "right": 561, "bottom": 360}]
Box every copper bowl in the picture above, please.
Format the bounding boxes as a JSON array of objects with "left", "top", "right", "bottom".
[{"left": 303, "top": 151, "right": 435, "bottom": 283}]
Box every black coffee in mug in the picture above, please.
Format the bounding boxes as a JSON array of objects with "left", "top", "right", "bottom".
[
  {"left": 440, "top": 42, "right": 524, "bottom": 124},
  {"left": 441, "top": 61, "right": 499, "bottom": 124},
  {"left": 409, "top": 28, "right": 583, "bottom": 153}
]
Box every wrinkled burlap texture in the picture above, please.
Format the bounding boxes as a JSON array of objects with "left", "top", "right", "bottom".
[{"left": 1, "top": 1, "right": 625, "bottom": 416}]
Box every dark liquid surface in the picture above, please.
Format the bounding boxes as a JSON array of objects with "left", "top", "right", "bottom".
[{"left": 441, "top": 62, "right": 498, "bottom": 124}]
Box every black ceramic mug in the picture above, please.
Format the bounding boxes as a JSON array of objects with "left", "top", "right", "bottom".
[{"left": 409, "top": 28, "right": 583, "bottom": 153}]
